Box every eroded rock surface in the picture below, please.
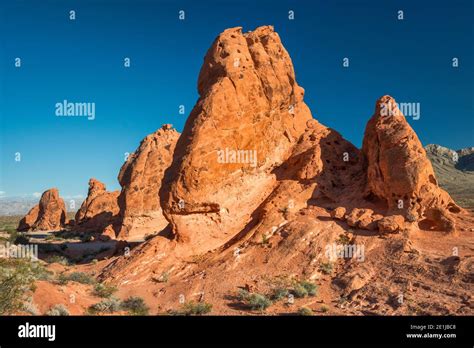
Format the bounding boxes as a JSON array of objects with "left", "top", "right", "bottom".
[
  {"left": 161, "top": 26, "right": 312, "bottom": 253},
  {"left": 362, "top": 95, "right": 461, "bottom": 232},
  {"left": 74, "top": 179, "right": 119, "bottom": 232},
  {"left": 97, "top": 26, "right": 473, "bottom": 317},
  {"left": 117, "top": 125, "right": 180, "bottom": 241}
]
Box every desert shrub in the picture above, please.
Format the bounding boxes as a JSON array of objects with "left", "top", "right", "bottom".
[
  {"left": 178, "top": 301, "right": 213, "bottom": 315},
  {"left": 298, "top": 306, "right": 313, "bottom": 316},
  {"left": 248, "top": 293, "right": 272, "bottom": 311},
  {"left": 291, "top": 280, "right": 318, "bottom": 298},
  {"left": 237, "top": 289, "right": 272, "bottom": 311},
  {"left": 121, "top": 296, "right": 149, "bottom": 315},
  {"left": 88, "top": 297, "right": 122, "bottom": 314},
  {"left": 6, "top": 229, "right": 19, "bottom": 243},
  {"left": 46, "top": 304, "right": 69, "bottom": 316},
  {"left": 0, "top": 259, "right": 48, "bottom": 314},
  {"left": 270, "top": 287, "right": 289, "bottom": 301},
  {"left": 298, "top": 280, "right": 318, "bottom": 296},
  {"left": 45, "top": 255, "right": 70, "bottom": 266},
  {"left": 152, "top": 271, "right": 169, "bottom": 283},
  {"left": 57, "top": 272, "right": 96, "bottom": 285},
  {"left": 338, "top": 296, "right": 348, "bottom": 305},
  {"left": 292, "top": 283, "right": 308, "bottom": 298},
  {"left": 321, "top": 305, "right": 329, "bottom": 313},
  {"left": 93, "top": 283, "right": 117, "bottom": 298},
  {"left": 13, "top": 234, "right": 30, "bottom": 245},
  {"left": 237, "top": 289, "right": 250, "bottom": 301},
  {"left": 23, "top": 297, "right": 39, "bottom": 315},
  {"left": 336, "top": 234, "right": 351, "bottom": 245},
  {"left": 319, "top": 262, "right": 334, "bottom": 275}
]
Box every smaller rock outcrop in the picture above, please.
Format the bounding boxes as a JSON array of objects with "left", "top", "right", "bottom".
[
  {"left": 362, "top": 95, "right": 461, "bottom": 232},
  {"left": 377, "top": 215, "right": 405, "bottom": 234},
  {"left": 117, "top": 125, "right": 180, "bottom": 241},
  {"left": 18, "top": 188, "right": 67, "bottom": 231},
  {"left": 74, "top": 179, "right": 119, "bottom": 232}
]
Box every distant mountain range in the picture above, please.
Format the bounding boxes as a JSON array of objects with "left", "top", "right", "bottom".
[
  {"left": 0, "top": 196, "right": 83, "bottom": 216},
  {"left": 425, "top": 144, "right": 474, "bottom": 210}
]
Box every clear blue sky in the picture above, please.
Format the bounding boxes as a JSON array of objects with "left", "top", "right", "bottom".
[{"left": 1, "top": 0, "right": 473, "bottom": 198}]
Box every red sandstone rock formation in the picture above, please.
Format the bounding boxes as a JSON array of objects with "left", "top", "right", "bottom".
[
  {"left": 362, "top": 95, "right": 461, "bottom": 232},
  {"left": 98, "top": 27, "right": 473, "bottom": 316},
  {"left": 18, "top": 188, "right": 67, "bottom": 231},
  {"left": 116, "top": 124, "right": 180, "bottom": 241},
  {"left": 160, "top": 26, "right": 312, "bottom": 253},
  {"left": 74, "top": 178, "right": 119, "bottom": 232}
]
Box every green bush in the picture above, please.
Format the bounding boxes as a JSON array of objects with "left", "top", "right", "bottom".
[
  {"left": 336, "top": 234, "right": 351, "bottom": 245},
  {"left": 292, "top": 283, "right": 308, "bottom": 298},
  {"left": 270, "top": 287, "right": 289, "bottom": 301},
  {"left": 121, "top": 296, "right": 149, "bottom": 315},
  {"left": 46, "top": 304, "right": 69, "bottom": 316},
  {"left": 0, "top": 259, "right": 49, "bottom": 314},
  {"left": 178, "top": 301, "right": 212, "bottom": 315},
  {"left": 298, "top": 306, "right": 313, "bottom": 316},
  {"left": 291, "top": 280, "right": 318, "bottom": 298},
  {"left": 299, "top": 280, "right": 318, "bottom": 296},
  {"left": 319, "top": 262, "right": 334, "bottom": 275},
  {"left": 57, "top": 272, "right": 96, "bottom": 285},
  {"left": 45, "top": 255, "right": 70, "bottom": 266},
  {"left": 88, "top": 297, "right": 122, "bottom": 314},
  {"left": 237, "top": 289, "right": 272, "bottom": 311},
  {"left": 248, "top": 293, "right": 272, "bottom": 311},
  {"left": 237, "top": 289, "right": 250, "bottom": 301},
  {"left": 93, "top": 283, "right": 117, "bottom": 298},
  {"left": 23, "top": 298, "right": 39, "bottom": 315},
  {"left": 7, "top": 229, "right": 19, "bottom": 243}
]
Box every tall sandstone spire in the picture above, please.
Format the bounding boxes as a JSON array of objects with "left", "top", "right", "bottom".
[
  {"left": 362, "top": 95, "right": 461, "bottom": 231},
  {"left": 160, "top": 26, "right": 312, "bottom": 253},
  {"left": 117, "top": 124, "right": 180, "bottom": 240}
]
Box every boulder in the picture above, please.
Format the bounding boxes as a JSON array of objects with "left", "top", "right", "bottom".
[
  {"left": 331, "top": 207, "right": 346, "bottom": 220},
  {"left": 378, "top": 215, "right": 405, "bottom": 234},
  {"left": 345, "top": 208, "right": 381, "bottom": 231}
]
